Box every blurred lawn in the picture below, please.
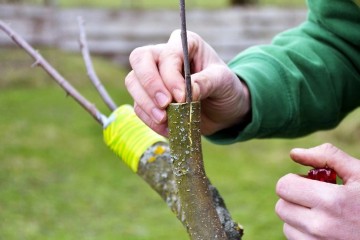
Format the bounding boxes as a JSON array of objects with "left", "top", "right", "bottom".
[{"left": 1, "top": 47, "right": 360, "bottom": 240}]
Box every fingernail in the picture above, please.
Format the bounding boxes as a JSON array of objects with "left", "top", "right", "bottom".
[
  {"left": 155, "top": 92, "right": 169, "bottom": 108},
  {"left": 173, "top": 88, "right": 185, "bottom": 102},
  {"left": 152, "top": 108, "right": 166, "bottom": 123}
]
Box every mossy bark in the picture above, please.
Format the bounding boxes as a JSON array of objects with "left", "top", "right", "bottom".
[
  {"left": 137, "top": 142, "right": 243, "bottom": 240},
  {"left": 167, "top": 102, "right": 227, "bottom": 240},
  {"left": 110, "top": 103, "right": 243, "bottom": 239}
]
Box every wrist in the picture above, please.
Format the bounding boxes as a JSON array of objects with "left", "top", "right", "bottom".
[{"left": 238, "top": 79, "right": 252, "bottom": 128}]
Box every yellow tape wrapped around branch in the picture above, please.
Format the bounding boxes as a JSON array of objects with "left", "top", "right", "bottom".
[{"left": 103, "top": 105, "right": 167, "bottom": 172}]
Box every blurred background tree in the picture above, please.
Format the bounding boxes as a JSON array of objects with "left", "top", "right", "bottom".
[
  {"left": 44, "top": 0, "right": 57, "bottom": 6},
  {"left": 230, "top": 0, "right": 257, "bottom": 5},
  {"left": 2, "top": 0, "right": 57, "bottom": 5}
]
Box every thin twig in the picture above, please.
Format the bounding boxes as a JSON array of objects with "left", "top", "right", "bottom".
[
  {"left": 0, "top": 20, "right": 106, "bottom": 126},
  {"left": 77, "top": 16, "right": 118, "bottom": 111},
  {"left": 179, "top": 0, "right": 192, "bottom": 103}
]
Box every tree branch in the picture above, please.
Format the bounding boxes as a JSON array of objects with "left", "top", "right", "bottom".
[
  {"left": 179, "top": 0, "right": 192, "bottom": 103},
  {"left": 138, "top": 141, "right": 244, "bottom": 240},
  {"left": 77, "top": 16, "right": 118, "bottom": 111},
  {"left": 1, "top": 18, "right": 243, "bottom": 240},
  {"left": 168, "top": 102, "right": 228, "bottom": 240},
  {"left": 0, "top": 20, "right": 106, "bottom": 126}
]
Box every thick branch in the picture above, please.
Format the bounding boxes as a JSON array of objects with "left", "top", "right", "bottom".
[
  {"left": 137, "top": 142, "right": 243, "bottom": 240},
  {"left": 168, "top": 102, "right": 227, "bottom": 240},
  {"left": 0, "top": 20, "right": 106, "bottom": 125},
  {"left": 77, "top": 16, "right": 118, "bottom": 111}
]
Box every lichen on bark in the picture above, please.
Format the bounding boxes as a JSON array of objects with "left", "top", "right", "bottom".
[{"left": 167, "top": 102, "right": 227, "bottom": 240}]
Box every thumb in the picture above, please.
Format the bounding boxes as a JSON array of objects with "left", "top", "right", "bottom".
[
  {"left": 191, "top": 64, "right": 242, "bottom": 101},
  {"left": 290, "top": 143, "right": 360, "bottom": 184}
]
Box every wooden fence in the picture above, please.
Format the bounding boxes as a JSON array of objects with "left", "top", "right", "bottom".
[{"left": 0, "top": 4, "right": 306, "bottom": 66}]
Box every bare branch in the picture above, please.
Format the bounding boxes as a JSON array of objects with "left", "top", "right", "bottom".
[
  {"left": 180, "top": 0, "right": 192, "bottom": 103},
  {"left": 77, "top": 16, "right": 118, "bottom": 111},
  {"left": 0, "top": 20, "right": 106, "bottom": 126}
]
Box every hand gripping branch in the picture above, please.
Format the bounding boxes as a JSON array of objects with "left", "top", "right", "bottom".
[
  {"left": 0, "top": 18, "right": 243, "bottom": 240},
  {"left": 166, "top": 1, "right": 233, "bottom": 239}
]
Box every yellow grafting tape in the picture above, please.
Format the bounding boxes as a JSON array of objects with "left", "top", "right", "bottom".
[{"left": 103, "top": 105, "right": 167, "bottom": 172}]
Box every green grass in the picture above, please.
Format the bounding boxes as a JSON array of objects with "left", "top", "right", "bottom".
[{"left": 1, "top": 47, "right": 359, "bottom": 240}]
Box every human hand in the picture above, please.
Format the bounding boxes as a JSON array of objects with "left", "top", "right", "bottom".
[
  {"left": 275, "top": 143, "right": 360, "bottom": 240},
  {"left": 125, "top": 30, "right": 250, "bottom": 137}
]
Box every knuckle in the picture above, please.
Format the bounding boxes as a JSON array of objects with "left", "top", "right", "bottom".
[
  {"left": 324, "top": 188, "right": 345, "bottom": 216},
  {"left": 134, "top": 105, "right": 163, "bottom": 134},
  {"left": 129, "top": 46, "right": 147, "bottom": 66},
  {"left": 171, "top": 29, "right": 181, "bottom": 36},
  {"left": 321, "top": 191, "right": 339, "bottom": 210},
  {"left": 191, "top": 80, "right": 201, "bottom": 101},
  {"left": 319, "top": 143, "right": 339, "bottom": 155},
  {"left": 318, "top": 143, "right": 350, "bottom": 165},
  {"left": 159, "top": 49, "right": 181, "bottom": 66},
  {"left": 312, "top": 185, "right": 342, "bottom": 212},
  {"left": 187, "top": 31, "right": 200, "bottom": 41},
  {"left": 307, "top": 195, "right": 343, "bottom": 239},
  {"left": 124, "top": 72, "right": 134, "bottom": 89},
  {"left": 134, "top": 104, "right": 150, "bottom": 122},
  {"left": 141, "top": 72, "right": 158, "bottom": 90},
  {"left": 132, "top": 89, "right": 153, "bottom": 113},
  {"left": 170, "top": 29, "right": 200, "bottom": 40},
  {"left": 307, "top": 217, "right": 329, "bottom": 238},
  {"left": 274, "top": 199, "right": 285, "bottom": 217},
  {"left": 193, "top": 71, "right": 215, "bottom": 97},
  {"left": 275, "top": 174, "right": 291, "bottom": 196}
]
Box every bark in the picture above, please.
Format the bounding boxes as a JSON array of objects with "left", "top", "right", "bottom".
[
  {"left": 137, "top": 143, "right": 243, "bottom": 240},
  {"left": 167, "top": 102, "right": 227, "bottom": 240}
]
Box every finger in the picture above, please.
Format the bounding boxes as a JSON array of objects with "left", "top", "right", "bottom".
[
  {"left": 125, "top": 71, "right": 167, "bottom": 124},
  {"left": 283, "top": 223, "right": 317, "bottom": 240},
  {"left": 276, "top": 173, "right": 339, "bottom": 208},
  {"left": 191, "top": 64, "right": 246, "bottom": 128},
  {"left": 158, "top": 30, "right": 187, "bottom": 103},
  {"left": 278, "top": 200, "right": 338, "bottom": 240},
  {"left": 159, "top": 30, "right": 214, "bottom": 103},
  {"left": 191, "top": 64, "right": 242, "bottom": 100},
  {"left": 290, "top": 143, "right": 360, "bottom": 183},
  {"left": 134, "top": 103, "right": 168, "bottom": 137},
  {"left": 191, "top": 64, "right": 227, "bottom": 100},
  {"left": 275, "top": 199, "right": 312, "bottom": 231},
  {"left": 129, "top": 44, "right": 172, "bottom": 109}
]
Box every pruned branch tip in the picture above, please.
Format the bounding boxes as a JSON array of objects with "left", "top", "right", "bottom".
[{"left": 77, "top": 16, "right": 118, "bottom": 111}]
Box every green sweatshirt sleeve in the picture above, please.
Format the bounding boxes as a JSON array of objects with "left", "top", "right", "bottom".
[{"left": 208, "top": 0, "right": 360, "bottom": 145}]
